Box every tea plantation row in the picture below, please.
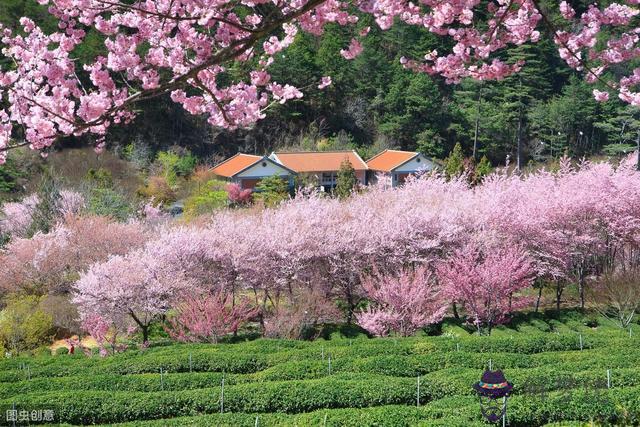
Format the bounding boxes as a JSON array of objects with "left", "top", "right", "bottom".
[{"left": 1, "top": 315, "right": 638, "bottom": 426}]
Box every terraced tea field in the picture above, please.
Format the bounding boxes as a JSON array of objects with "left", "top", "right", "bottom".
[{"left": 2, "top": 313, "right": 640, "bottom": 426}]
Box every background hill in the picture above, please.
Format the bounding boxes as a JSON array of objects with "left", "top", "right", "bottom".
[{"left": 1, "top": 0, "right": 638, "bottom": 175}]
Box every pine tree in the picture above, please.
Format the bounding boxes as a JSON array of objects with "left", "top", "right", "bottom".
[
  {"left": 255, "top": 176, "right": 290, "bottom": 207},
  {"left": 595, "top": 104, "right": 640, "bottom": 156},
  {"left": 475, "top": 155, "right": 493, "bottom": 182},
  {"left": 499, "top": 43, "right": 554, "bottom": 169},
  {"left": 444, "top": 143, "right": 465, "bottom": 179},
  {"left": 335, "top": 159, "right": 357, "bottom": 198}
]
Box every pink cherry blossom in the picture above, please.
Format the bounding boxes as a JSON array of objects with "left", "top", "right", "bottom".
[
  {"left": 340, "top": 38, "right": 363, "bottom": 60},
  {"left": 318, "top": 76, "right": 332, "bottom": 89},
  {"left": 593, "top": 89, "right": 610, "bottom": 101},
  {"left": 356, "top": 266, "right": 447, "bottom": 337}
]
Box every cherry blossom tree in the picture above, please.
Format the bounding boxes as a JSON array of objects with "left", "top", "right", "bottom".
[
  {"left": 73, "top": 249, "right": 193, "bottom": 343},
  {"left": 165, "top": 291, "right": 258, "bottom": 343},
  {"left": 0, "top": 194, "right": 39, "bottom": 239},
  {"left": 0, "top": 215, "right": 149, "bottom": 296},
  {"left": 226, "top": 183, "right": 253, "bottom": 205},
  {"left": 65, "top": 154, "right": 640, "bottom": 340},
  {"left": 437, "top": 242, "right": 536, "bottom": 334},
  {"left": 81, "top": 313, "right": 130, "bottom": 356},
  {"left": 1, "top": 1, "right": 640, "bottom": 162},
  {"left": 356, "top": 266, "right": 447, "bottom": 337}
]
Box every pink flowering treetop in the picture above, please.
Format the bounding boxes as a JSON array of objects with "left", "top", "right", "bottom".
[
  {"left": 0, "top": 194, "right": 39, "bottom": 239},
  {"left": 437, "top": 242, "right": 536, "bottom": 334},
  {"left": 356, "top": 266, "right": 447, "bottom": 337},
  {"left": 0, "top": 214, "right": 149, "bottom": 296},
  {"left": 226, "top": 183, "right": 253, "bottom": 205},
  {"left": 1, "top": 1, "right": 640, "bottom": 162},
  {"left": 73, "top": 249, "right": 194, "bottom": 343},
  {"left": 165, "top": 290, "right": 258, "bottom": 343}
]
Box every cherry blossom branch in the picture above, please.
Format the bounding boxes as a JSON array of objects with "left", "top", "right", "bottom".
[
  {"left": 91, "top": 0, "right": 257, "bottom": 33},
  {"left": 532, "top": 0, "right": 617, "bottom": 91}
]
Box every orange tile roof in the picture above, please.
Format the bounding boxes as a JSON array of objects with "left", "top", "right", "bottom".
[
  {"left": 211, "top": 154, "right": 262, "bottom": 178},
  {"left": 273, "top": 151, "right": 367, "bottom": 173},
  {"left": 366, "top": 150, "right": 418, "bottom": 172}
]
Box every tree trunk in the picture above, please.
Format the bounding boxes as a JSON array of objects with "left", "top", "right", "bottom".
[
  {"left": 578, "top": 268, "right": 585, "bottom": 310},
  {"left": 516, "top": 104, "right": 523, "bottom": 171},
  {"left": 636, "top": 130, "right": 640, "bottom": 171},
  {"left": 129, "top": 310, "right": 150, "bottom": 344},
  {"left": 555, "top": 281, "right": 563, "bottom": 311},
  {"left": 452, "top": 302, "right": 460, "bottom": 320},
  {"left": 346, "top": 288, "right": 355, "bottom": 325},
  {"left": 473, "top": 85, "right": 482, "bottom": 160},
  {"left": 535, "top": 284, "right": 543, "bottom": 313}
]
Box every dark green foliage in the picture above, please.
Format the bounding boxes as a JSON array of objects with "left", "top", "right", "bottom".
[
  {"left": 334, "top": 159, "right": 357, "bottom": 198},
  {"left": 1, "top": 311, "right": 639, "bottom": 425},
  {"left": 475, "top": 155, "right": 492, "bottom": 181},
  {"left": 174, "top": 153, "right": 197, "bottom": 177},
  {"left": 0, "top": 156, "right": 24, "bottom": 194},
  {"left": 444, "top": 142, "right": 465, "bottom": 178},
  {"left": 255, "top": 176, "right": 289, "bottom": 207},
  {"left": 87, "top": 187, "right": 134, "bottom": 221},
  {"left": 85, "top": 168, "right": 114, "bottom": 189}
]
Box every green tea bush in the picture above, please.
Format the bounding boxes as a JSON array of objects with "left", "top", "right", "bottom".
[{"left": 2, "top": 325, "right": 640, "bottom": 426}]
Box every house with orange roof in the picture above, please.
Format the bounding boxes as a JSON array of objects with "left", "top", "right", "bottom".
[
  {"left": 211, "top": 153, "right": 296, "bottom": 190},
  {"left": 269, "top": 150, "right": 368, "bottom": 190},
  {"left": 366, "top": 150, "right": 436, "bottom": 187}
]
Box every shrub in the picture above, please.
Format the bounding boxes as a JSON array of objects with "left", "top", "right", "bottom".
[
  {"left": 254, "top": 176, "right": 289, "bottom": 207},
  {"left": 137, "top": 176, "right": 177, "bottom": 206},
  {"left": 0, "top": 295, "right": 54, "bottom": 353},
  {"left": 356, "top": 266, "right": 447, "bottom": 337},
  {"left": 165, "top": 291, "right": 258, "bottom": 343},
  {"left": 183, "top": 180, "right": 228, "bottom": 217},
  {"left": 87, "top": 187, "right": 134, "bottom": 221},
  {"left": 226, "top": 183, "right": 252, "bottom": 206},
  {"left": 156, "top": 151, "right": 181, "bottom": 186},
  {"left": 174, "top": 153, "right": 197, "bottom": 177},
  {"left": 335, "top": 159, "right": 357, "bottom": 199},
  {"left": 3, "top": 379, "right": 640, "bottom": 425},
  {"left": 156, "top": 150, "right": 196, "bottom": 186},
  {"left": 590, "top": 268, "right": 640, "bottom": 329},
  {"left": 444, "top": 142, "right": 464, "bottom": 178},
  {"left": 85, "top": 168, "right": 114, "bottom": 188}
]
